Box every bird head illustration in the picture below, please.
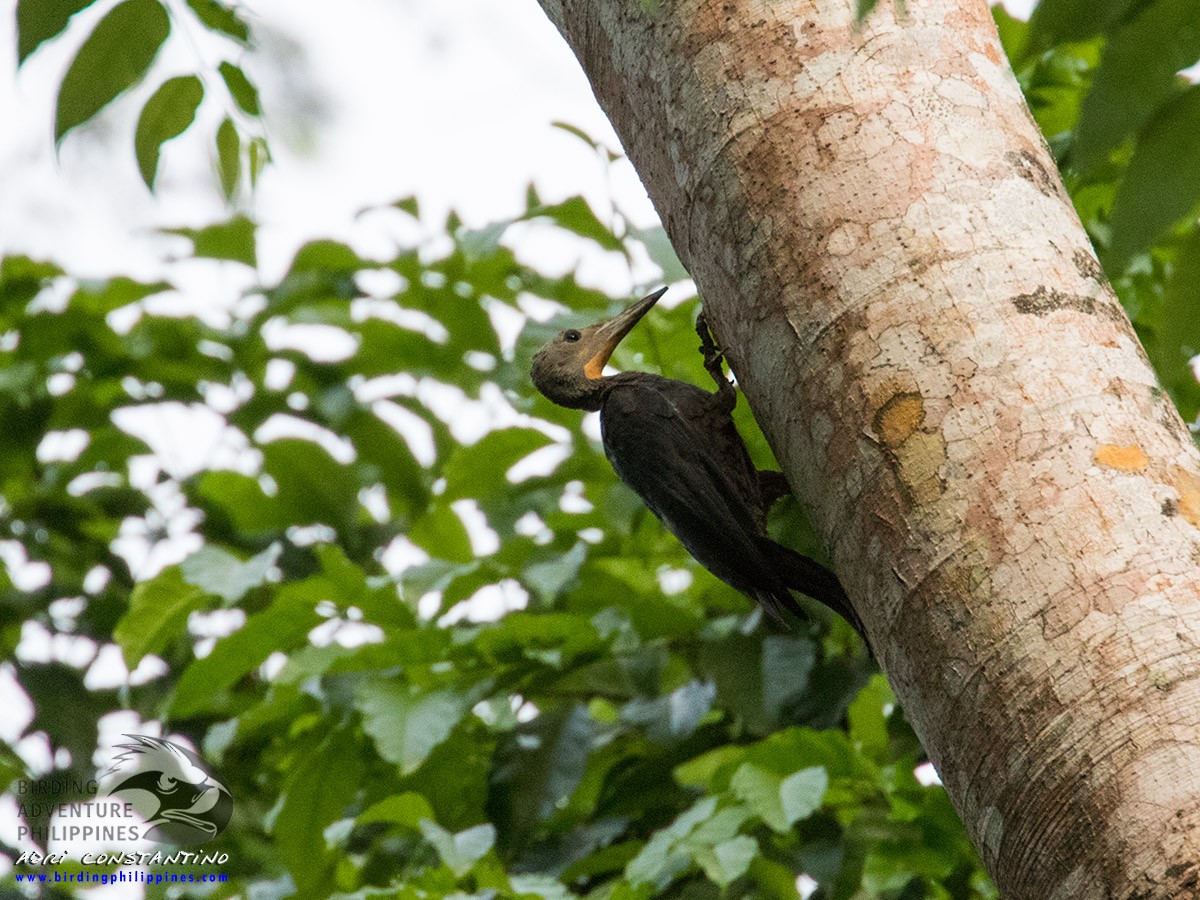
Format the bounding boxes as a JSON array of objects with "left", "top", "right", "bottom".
[{"left": 103, "top": 735, "right": 232, "bottom": 845}]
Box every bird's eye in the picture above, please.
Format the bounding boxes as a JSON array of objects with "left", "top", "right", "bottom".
[{"left": 564, "top": 330, "right": 581, "bottom": 343}]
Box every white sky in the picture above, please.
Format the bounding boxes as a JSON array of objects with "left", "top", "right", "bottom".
[
  {"left": 0, "top": 0, "right": 661, "bottom": 286},
  {"left": 0, "top": 0, "right": 1037, "bottom": 281}
]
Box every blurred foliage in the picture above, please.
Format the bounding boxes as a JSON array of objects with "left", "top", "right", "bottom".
[
  {"left": 0, "top": 187, "right": 929, "bottom": 898},
  {"left": 16, "top": 0, "right": 265, "bottom": 193},
  {"left": 4, "top": 1, "right": 1200, "bottom": 899}
]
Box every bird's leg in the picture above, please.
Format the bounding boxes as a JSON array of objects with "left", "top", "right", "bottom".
[{"left": 696, "top": 311, "right": 736, "bottom": 412}]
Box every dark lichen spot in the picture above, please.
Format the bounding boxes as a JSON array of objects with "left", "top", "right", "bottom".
[
  {"left": 1163, "top": 498, "right": 1180, "bottom": 517},
  {"left": 1006, "top": 148, "right": 1061, "bottom": 199},
  {"left": 1073, "top": 248, "right": 1104, "bottom": 283},
  {"left": 1012, "top": 285, "right": 1125, "bottom": 323}
]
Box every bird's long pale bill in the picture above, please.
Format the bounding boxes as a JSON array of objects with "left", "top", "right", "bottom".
[{"left": 583, "top": 286, "right": 668, "bottom": 379}]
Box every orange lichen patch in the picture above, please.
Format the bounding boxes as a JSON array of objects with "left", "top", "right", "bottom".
[
  {"left": 1094, "top": 444, "right": 1149, "bottom": 472},
  {"left": 875, "top": 391, "right": 925, "bottom": 448},
  {"left": 1173, "top": 466, "right": 1200, "bottom": 528}
]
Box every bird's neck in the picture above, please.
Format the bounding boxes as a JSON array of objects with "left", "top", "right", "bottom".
[
  {"left": 547, "top": 371, "right": 627, "bottom": 411},
  {"left": 569, "top": 375, "right": 610, "bottom": 412}
]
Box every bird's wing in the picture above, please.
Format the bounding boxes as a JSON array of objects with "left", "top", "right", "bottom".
[{"left": 600, "top": 379, "right": 782, "bottom": 592}]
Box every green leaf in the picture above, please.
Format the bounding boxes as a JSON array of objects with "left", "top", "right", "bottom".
[
  {"left": 180, "top": 543, "right": 280, "bottom": 604},
  {"left": 489, "top": 705, "right": 594, "bottom": 857},
  {"left": 621, "top": 680, "right": 716, "bottom": 743},
  {"left": 216, "top": 116, "right": 240, "bottom": 198},
  {"left": 729, "top": 764, "right": 787, "bottom": 832},
  {"left": 345, "top": 410, "right": 430, "bottom": 518},
  {"left": 508, "top": 875, "right": 574, "bottom": 900},
  {"left": 135, "top": 75, "right": 204, "bottom": 188},
  {"left": 474, "top": 611, "right": 600, "bottom": 663},
  {"left": 248, "top": 135, "right": 270, "bottom": 186},
  {"left": 358, "top": 792, "right": 435, "bottom": 828},
  {"left": 113, "top": 566, "right": 206, "bottom": 667},
  {"left": 730, "top": 762, "right": 827, "bottom": 833},
  {"left": 357, "top": 680, "right": 469, "bottom": 774},
  {"left": 275, "top": 730, "right": 363, "bottom": 894},
  {"left": 195, "top": 470, "right": 285, "bottom": 535},
  {"left": 218, "top": 61, "right": 261, "bottom": 115},
  {"left": 1109, "top": 85, "right": 1200, "bottom": 267},
  {"left": 761, "top": 634, "right": 817, "bottom": 724},
  {"left": 1023, "top": 0, "right": 1137, "bottom": 58},
  {"left": 393, "top": 195, "right": 420, "bottom": 219},
  {"left": 550, "top": 121, "right": 615, "bottom": 158},
  {"left": 779, "top": 766, "right": 829, "bottom": 825},
  {"left": 170, "top": 581, "right": 324, "bottom": 716},
  {"left": 522, "top": 542, "right": 587, "bottom": 604},
  {"left": 16, "top": 0, "right": 92, "bottom": 65},
  {"left": 262, "top": 438, "right": 360, "bottom": 530},
  {"left": 409, "top": 502, "right": 475, "bottom": 563},
  {"left": 524, "top": 197, "right": 626, "bottom": 254},
  {"left": 184, "top": 0, "right": 249, "bottom": 43},
  {"left": 695, "top": 835, "right": 757, "bottom": 887},
  {"left": 1071, "top": 0, "right": 1200, "bottom": 175},
  {"left": 165, "top": 215, "right": 257, "bottom": 267},
  {"left": 991, "top": 4, "right": 1030, "bottom": 64},
  {"left": 441, "top": 428, "right": 554, "bottom": 501},
  {"left": 285, "top": 239, "right": 366, "bottom": 274},
  {"left": 848, "top": 674, "right": 893, "bottom": 762},
  {"left": 625, "top": 796, "right": 718, "bottom": 887},
  {"left": 419, "top": 820, "right": 496, "bottom": 877},
  {"left": 55, "top": 0, "right": 170, "bottom": 142},
  {"left": 1159, "top": 228, "right": 1200, "bottom": 420},
  {"left": 68, "top": 276, "right": 169, "bottom": 314}
]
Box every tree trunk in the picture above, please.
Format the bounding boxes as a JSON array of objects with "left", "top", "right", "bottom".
[{"left": 535, "top": 0, "right": 1200, "bottom": 896}]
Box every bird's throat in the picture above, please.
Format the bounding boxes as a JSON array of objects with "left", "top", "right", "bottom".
[{"left": 583, "top": 353, "right": 608, "bottom": 380}]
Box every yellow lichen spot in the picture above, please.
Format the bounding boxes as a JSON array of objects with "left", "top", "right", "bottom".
[
  {"left": 1172, "top": 466, "right": 1200, "bottom": 528},
  {"left": 1149, "top": 668, "right": 1173, "bottom": 692},
  {"left": 874, "top": 392, "right": 925, "bottom": 449},
  {"left": 1094, "top": 444, "right": 1149, "bottom": 472},
  {"left": 896, "top": 430, "right": 946, "bottom": 504}
]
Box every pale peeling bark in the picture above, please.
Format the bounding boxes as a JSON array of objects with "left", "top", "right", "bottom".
[{"left": 536, "top": 0, "right": 1200, "bottom": 897}]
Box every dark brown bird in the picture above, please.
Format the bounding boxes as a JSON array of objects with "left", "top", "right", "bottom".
[{"left": 530, "top": 288, "right": 864, "bottom": 637}]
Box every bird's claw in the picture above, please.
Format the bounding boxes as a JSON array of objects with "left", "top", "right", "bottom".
[
  {"left": 696, "top": 310, "right": 736, "bottom": 405},
  {"left": 695, "top": 311, "right": 724, "bottom": 370}
]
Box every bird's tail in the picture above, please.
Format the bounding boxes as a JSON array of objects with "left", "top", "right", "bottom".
[
  {"left": 762, "top": 540, "right": 870, "bottom": 648},
  {"left": 750, "top": 584, "right": 807, "bottom": 627}
]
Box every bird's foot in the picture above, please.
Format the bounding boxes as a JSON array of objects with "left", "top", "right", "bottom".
[{"left": 696, "top": 311, "right": 734, "bottom": 403}]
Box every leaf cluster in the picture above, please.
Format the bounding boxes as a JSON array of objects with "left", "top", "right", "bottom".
[
  {"left": 0, "top": 182, "right": 992, "bottom": 898},
  {"left": 16, "top": 0, "right": 266, "bottom": 194}
]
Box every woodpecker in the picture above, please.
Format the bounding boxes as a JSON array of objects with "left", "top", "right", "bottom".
[{"left": 530, "top": 288, "right": 864, "bottom": 638}]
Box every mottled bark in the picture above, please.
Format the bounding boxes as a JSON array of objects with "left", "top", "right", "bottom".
[{"left": 535, "top": 0, "right": 1200, "bottom": 897}]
